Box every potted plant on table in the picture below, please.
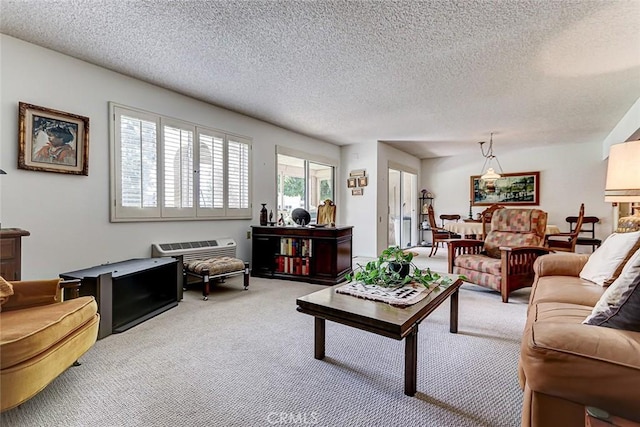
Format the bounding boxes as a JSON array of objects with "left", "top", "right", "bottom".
[{"left": 346, "top": 246, "right": 455, "bottom": 289}]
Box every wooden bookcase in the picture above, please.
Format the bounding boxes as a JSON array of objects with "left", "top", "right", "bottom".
[{"left": 251, "top": 225, "right": 353, "bottom": 285}]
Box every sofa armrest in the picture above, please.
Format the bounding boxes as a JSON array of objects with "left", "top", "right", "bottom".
[
  {"left": 2, "top": 279, "right": 63, "bottom": 311},
  {"left": 521, "top": 320, "right": 640, "bottom": 422},
  {"left": 533, "top": 253, "right": 590, "bottom": 278}
]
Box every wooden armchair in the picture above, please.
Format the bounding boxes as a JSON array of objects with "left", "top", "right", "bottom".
[
  {"left": 447, "top": 207, "right": 550, "bottom": 302},
  {"left": 427, "top": 205, "right": 460, "bottom": 257},
  {"left": 545, "top": 203, "right": 584, "bottom": 252}
]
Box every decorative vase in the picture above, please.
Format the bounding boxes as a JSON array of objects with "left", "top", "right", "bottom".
[
  {"left": 388, "top": 262, "right": 410, "bottom": 278},
  {"left": 259, "top": 203, "right": 268, "bottom": 226}
]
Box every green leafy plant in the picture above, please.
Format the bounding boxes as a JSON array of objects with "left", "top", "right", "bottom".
[{"left": 345, "top": 246, "right": 459, "bottom": 289}]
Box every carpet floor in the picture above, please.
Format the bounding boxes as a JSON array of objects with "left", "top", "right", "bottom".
[{"left": 1, "top": 251, "right": 530, "bottom": 427}]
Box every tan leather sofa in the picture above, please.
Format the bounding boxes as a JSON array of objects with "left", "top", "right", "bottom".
[
  {"left": 518, "top": 253, "right": 640, "bottom": 427},
  {"left": 0, "top": 277, "right": 99, "bottom": 412}
]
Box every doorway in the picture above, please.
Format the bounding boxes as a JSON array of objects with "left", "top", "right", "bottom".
[{"left": 388, "top": 166, "right": 417, "bottom": 248}]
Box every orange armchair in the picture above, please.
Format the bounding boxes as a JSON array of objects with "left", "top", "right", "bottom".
[{"left": 0, "top": 277, "right": 99, "bottom": 412}]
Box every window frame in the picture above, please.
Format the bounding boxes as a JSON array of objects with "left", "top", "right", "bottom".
[
  {"left": 110, "top": 103, "right": 252, "bottom": 222},
  {"left": 275, "top": 146, "right": 337, "bottom": 225}
]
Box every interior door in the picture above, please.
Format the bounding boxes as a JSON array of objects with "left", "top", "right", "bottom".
[{"left": 388, "top": 167, "right": 417, "bottom": 248}]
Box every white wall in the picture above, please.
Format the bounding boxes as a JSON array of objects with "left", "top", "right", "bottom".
[
  {"left": 0, "top": 35, "right": 340, "bottom": 278},
  {"left": 340, "top": 143, "right": 377, "bottom": 257},
  {"left": 421, "top": 140, "right": 612, "bottom": 249},
  {"left": 602, "top": 96, "right": 640, "bottom": 158}
]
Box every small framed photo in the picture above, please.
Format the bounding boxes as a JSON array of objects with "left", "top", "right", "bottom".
[
  {"left": 352, "top": 188, "right": 363, "bottom": 196},
  {"left": 18, "top": 102, "right": 89, "bottom": 176},
  {"left": 358, "top": 176, "right": 368, "bottom": 187},
  {"left": 347, "top": 177, "right": 357, "bottom": 188},
  {"left": 349, "top": 169, "right": 366, "bottom": 177}
]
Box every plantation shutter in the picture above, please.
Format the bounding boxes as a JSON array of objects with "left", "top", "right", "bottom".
[
  {"left": 227, "top": 135, "right": 251, "bottom": 217},
  {"left": 161, "top": 119, "right": 195, "bottom": 218},
  {"left": 110, "top": 103, "right": 252, "bottom": 221},
  {"left": 113, "top": 106, "right": 161, "bottom": 219},
  {"left": 196, "top": 128, "right": 225, "bottom": 217}
]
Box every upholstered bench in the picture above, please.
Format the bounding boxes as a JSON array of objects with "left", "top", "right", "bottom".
[{"left": 184, "top": 256, "right": 249, "bottom": 300}]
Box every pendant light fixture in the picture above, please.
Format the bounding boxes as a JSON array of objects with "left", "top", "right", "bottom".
[{"left": 479, "top": 132, "right": 504, "bottom": 182}]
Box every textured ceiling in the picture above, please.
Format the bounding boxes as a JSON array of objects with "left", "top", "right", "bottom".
[{"left": 1, "top": 0, "right": 639, "bottom": 158}]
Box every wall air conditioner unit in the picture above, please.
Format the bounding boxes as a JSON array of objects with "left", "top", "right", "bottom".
[{"left": 151, "top": 238, "right": 237, "bottom": 263}]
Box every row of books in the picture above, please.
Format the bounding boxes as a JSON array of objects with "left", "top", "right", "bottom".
[
  {"left": 279, "top": 238, "right": 312, "bottom": 257},
  {"left": 275, "top": 255, "right": 310, "bottom": 276}
]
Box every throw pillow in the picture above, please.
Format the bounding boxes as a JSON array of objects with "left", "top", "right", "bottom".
[
  {"left": 579, "top": 230, "right": 640, "bottom": 286},
  {"left": 0, "top": 275, "right": 14, "bottom": 309},
  {"left": 583, "top": 247, "right": 640, "bottom": 331}
]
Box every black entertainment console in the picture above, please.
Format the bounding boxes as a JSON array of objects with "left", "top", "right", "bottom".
[{"left": 60, "top": 257, "right": 181, "bottom": 339}]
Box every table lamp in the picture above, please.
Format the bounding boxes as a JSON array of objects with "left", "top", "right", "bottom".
[{"left": 605, "top": 140, "right": 640, "bottom": 232}]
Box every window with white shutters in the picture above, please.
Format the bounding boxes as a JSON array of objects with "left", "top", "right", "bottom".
[{"left": 110, "top": 103, "right": 252, "bottom": 222}]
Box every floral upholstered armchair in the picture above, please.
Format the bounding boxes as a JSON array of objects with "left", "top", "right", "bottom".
[{"left": 447, "top": 208, "right": 550, "bottom": 303}]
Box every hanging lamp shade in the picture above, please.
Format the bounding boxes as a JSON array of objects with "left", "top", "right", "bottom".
[
  {"left": 481, "top": 167, "right": 501, "bottom": 182},
  {"left": 478, "top": 132, "right": 503, "bottom": 182}
]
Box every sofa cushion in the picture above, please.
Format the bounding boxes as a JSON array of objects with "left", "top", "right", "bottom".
[
  {"left": 530, "top": 276, "right": 604, "bottom": 307},
  {"left": 454, "top": 254, "right": 501, "bottom": 275},
  {"left": 579, "top": 231, "right": 640, "bottom": 286},
  {"left": 185, "top": 256, "right": 245, "bottom": 276},
  {"left": 483, "top": 208, "right": 547, "bottom": 258},
  {"left": 584, "top": 248, "right": 640, "bottom": 331},
  {"left": 521, "top": 301, "right": 640, "bottom": 416},
  {"left": 0, "top": 296, "right": 98, "bottom": 369},
  {"left": 484, "top": 231, "right": 542, "bottom": 259}
]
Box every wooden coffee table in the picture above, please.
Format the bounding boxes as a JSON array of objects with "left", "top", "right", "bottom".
[{"left": 296, "top": 275, "right": 463, "bottom": 396}]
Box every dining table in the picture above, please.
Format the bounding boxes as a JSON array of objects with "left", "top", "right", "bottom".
[{"left": 443, "top": 222, "right": 561, "bottom": 239}]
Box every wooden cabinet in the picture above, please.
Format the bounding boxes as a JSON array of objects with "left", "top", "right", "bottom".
[
  {"left": 251, "top": 225, "right": 353, "bottom": 285},
  {"left": 0, "top": 228, "right": 30, "bottom": 280}
]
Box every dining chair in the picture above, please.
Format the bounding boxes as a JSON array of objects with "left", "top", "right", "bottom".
[
  {"left": 546, "top": 203, "right": 585, "bottom": 252},
  {"left": 439, "top": 214, "right": 461, "bottom": 227},
  {"left": 569, "top": 215, "right": 601, "bottom": 252},
  {"left": 427, "top": 205, "right": 460, "bottom": 257}
]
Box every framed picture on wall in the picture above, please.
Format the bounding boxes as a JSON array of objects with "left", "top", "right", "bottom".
[
  {"left": 357, "top": 176, "right": 368, "bottom": 187},
  {"left": 347, "top": 177, "right": 357, "bottom": 188},
  {"left": 18, "top": 102, "right": 89, "bottom": 176},
  {"left": 471, "top": 171, "right": 540, "bottom": 206}
]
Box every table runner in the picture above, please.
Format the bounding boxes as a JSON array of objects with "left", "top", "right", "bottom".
[{"left": 336, "top": 281, "right": 437, "bottom": 308}]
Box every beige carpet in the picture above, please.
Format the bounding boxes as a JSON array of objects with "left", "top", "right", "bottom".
[{"left": 1, "top": 251, "right": 530, "bottom": 427}]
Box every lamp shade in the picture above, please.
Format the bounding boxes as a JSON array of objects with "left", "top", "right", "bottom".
[
  {"left": 605, "top": 140, "right": 640, "bottom": 202},
  {"left": 481, "top": 167, "right": 501, "bottom": 182}
]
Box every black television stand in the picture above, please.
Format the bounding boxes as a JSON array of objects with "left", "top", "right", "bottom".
[{"left": 61, "top": 257, "right": 181, "bottom": 339}]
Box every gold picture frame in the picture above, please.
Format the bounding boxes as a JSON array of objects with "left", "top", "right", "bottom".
[
  {"left": 18, "top": 102, "right": 89, "bottom": 176},
  {"left": 357, "top": 176, "right": 368, "bottom": 187},
  {"left": 347, "top": 177, "right": 357, "bottom": 188},
  {"left": 352, "top": 188, "right": 363, "bottom": 196}
]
